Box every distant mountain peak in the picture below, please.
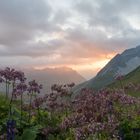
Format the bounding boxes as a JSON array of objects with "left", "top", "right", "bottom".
[{"left": 23, "top": 66, "right": 86, "bottom": 94}]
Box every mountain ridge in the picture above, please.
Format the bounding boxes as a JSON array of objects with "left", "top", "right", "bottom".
[{"left": 73, "top": 45, "right": 140, "bottom": 94}]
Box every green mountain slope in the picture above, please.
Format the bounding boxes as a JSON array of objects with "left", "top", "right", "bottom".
[
  {"left": 110, "top": 66, "right": 140, "bottom": 87},
  {"left": 109, "top": 66, "right": 140, "bottom": 97}
]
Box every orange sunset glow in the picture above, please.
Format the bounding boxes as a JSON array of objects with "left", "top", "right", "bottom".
[{"left": 34, "top": 52, "right": 117, "bottom": 79}]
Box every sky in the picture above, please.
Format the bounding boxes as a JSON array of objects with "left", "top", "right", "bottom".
[{"left": 0, "top": 0, "right": 140, "bottom": 79}]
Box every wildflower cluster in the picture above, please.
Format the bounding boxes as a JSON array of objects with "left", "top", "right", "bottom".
[
  {"left": 44, "top": 83, "right": 75, "bottom": 112},
  {"left": 0, "top": 67, "right": 43, "bottom": 139},
  {"left": 0, "top": 67, "right": 140, "bottom": 140},
  {"left": 60, "top": 89, "right": 140, "bottom": 139}
]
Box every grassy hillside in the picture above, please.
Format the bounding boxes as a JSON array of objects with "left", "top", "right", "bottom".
[{"left": 109, "top": 66, "right": 140, "bottom": 97}]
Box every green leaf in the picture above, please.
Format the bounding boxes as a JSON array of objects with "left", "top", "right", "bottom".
[{"left": 21, "top": 128, "right": 38, "bottom": 140}]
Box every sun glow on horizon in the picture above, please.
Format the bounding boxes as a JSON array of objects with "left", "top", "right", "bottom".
[{"left": 33, "top": 56, "right": 113, "bottom": 79}]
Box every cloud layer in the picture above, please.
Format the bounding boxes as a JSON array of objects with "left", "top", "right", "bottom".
[{"left": 0, "top": 0, "right": 140, "bottom": 78}]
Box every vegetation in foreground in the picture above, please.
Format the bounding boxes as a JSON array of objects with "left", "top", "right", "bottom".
[{"left": 0, "top": 67, "right": 140, "bottom": 140}]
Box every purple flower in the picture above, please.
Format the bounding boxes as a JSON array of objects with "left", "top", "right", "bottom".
[
  {"left": 28, "top": 80, "right": 42, "bottom": 94},
  {"left": 115, "top": 74, "right": 124, "bottom": 81},
  {"left": 13, "top": 82, "right": 27, "bottom": 97}
]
